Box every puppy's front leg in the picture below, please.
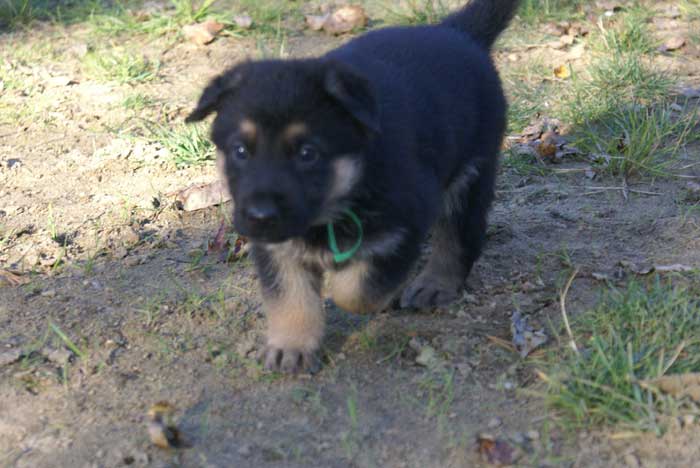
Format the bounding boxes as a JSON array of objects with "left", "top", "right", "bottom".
[{"left": 253, "top": 245, "right": 323, "bottom": 374}]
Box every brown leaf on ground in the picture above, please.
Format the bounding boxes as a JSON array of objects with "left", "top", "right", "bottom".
[
  {"left": 323, "top": 5, "right": 367, "bottom": 35},
  {"left": 0, "top": 269, "right": 30, "bottom": 286},
  {"left": 640, "top": 374, "right": 700, "bottom": 403},
  {"left": 147, "top": 401, "right": 187, "bottom": 449},
  {"left": 305, "top": 14, "right": 329, "bottom": 31},
  {"left": 173, "top": 180, "right": 231, "bottom": 212},
  {"left": 476, "top": 434, "right": 518, "bottom": 466},
  {"left": 233, "top": 14, "right": 253, "bottom": 29},
  {"left": 182, "top": 20, "right": 225, "bottom": 46},
  {"left": 659, "top": 36, "right": 686, "bottom": 52},
  {"left": 536, "top": 130, "right": 559, "bottom": 160}
]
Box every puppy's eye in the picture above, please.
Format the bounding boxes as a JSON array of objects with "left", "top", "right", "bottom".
[
  {"left": 297, "top": 144, "right": 320, "bottom": 166},
  {"left": 231, "top": 142, "right": 249, "bottom": 161}
]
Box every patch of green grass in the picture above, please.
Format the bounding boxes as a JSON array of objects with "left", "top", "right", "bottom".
[
  {"left": 503, "top": 60, "right": 557, "bottom": 133},
  {"left": 83, "top": 48, "right": 158, "bottom": 84},
  {"left": 143, "top": 121, "right": 214, "bottom": 167},
  {"left": 0, "top": 0, "right": 107, "bottom": 29},
  {"left": 540, "top": 279, "right": 700, "bottom": 433},
  {"left": 566, "top": 53, "right": 675, "bottom": 126},
  {"left": 680, "top": 0, "right": 700, "bottom": 20},
  {"left": 122, "top": 93, "right": 156, "bottom": 111},
  {"left": 385, "top": 0, "right": 450, "bottom": 26},
  {"left": 518, "top": 0, "right": 585, "bottom": 24}
]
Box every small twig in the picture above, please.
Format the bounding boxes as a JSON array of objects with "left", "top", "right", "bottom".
[
  {"left": 560, "top": 268, "right": 579, "bottom": 355},
  {"left": 621, "top": 177, "right": 629, "bottom": 201},
  {"left": 582, "top": 186, "right": 663, "bottom": 196}
]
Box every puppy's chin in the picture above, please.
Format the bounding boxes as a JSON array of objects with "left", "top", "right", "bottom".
[{"left": 233, "top": 221, "right": 310, "bottom": 244}]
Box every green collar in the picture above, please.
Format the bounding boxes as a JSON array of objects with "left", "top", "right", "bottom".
[{"left": 326, "top": 209, "right": 363, "bottom": 263}]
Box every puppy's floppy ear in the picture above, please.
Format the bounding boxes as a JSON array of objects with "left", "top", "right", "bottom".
[
  {"left": 185, "top": 69, "right": 245, "bottom": 123},
  {"left": 324, "top": 62, "right": 380, "bottom": 134}
]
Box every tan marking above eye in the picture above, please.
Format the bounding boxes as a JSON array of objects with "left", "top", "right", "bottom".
[
  {"left": 283, "top": 122, "right": 309, "bottom": 142},
  {"left": 239, "top": 118, "right": 257, "bottom": 139}
]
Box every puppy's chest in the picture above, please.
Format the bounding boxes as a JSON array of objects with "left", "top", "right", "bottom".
[{"left": 265, "top": 228, "right": 405, "bottom": 273}]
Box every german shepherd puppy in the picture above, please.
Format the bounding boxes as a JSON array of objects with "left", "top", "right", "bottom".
[{"left": 187, "top": 0, "right": 521, "bottom": 373}]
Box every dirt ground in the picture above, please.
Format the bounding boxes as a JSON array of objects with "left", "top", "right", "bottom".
[{"left": 2, "top": 1, "right": 700, "bottom": 467}]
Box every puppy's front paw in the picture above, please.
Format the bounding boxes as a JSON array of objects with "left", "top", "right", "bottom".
[
  {"left": 260, "top": 345, "right": 321, "bottom": 374},
  {"left": 400, "top": 273, "right": 461, "bottom": 309}
]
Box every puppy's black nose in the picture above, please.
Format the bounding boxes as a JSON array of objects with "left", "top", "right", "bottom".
[{"left": 244, "top": 200, "right": 279, "bottom": 224}]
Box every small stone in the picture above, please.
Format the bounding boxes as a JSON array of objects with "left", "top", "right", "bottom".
[
  {"left": 45, "top": 347, "right": 73, "bottom": 366},
  {"left": 41, "top": 289, "right": 57, "bottom": 298},
  {"left": 415, "top": 345, "right": 437, "bottom": 367},
  {"left": 623, "top": 452, "right": 640, "bottom": 468},
  {"left": 488, "top": 417, "right": 503, "bottom": 429},
  {"left": 0, "top": 349, "right": 22, "bottom": 366},
  {"left": 510, "top": 432, "right": 526, "bottom": 445},
  {"left": 238, "top": 444, "right": 252, "bottom": 457},
  {"left": 682, "top": 414, "right": 695, "bottom": 427},
  {"left": 525, "top": 430, "right": 540, "bottom": 440},
  {"left": 233, "top": 14, "right": 253, "bottom": 29}
]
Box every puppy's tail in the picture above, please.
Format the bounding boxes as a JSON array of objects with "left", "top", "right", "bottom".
[{"left": 441, "top": 0, "right": 521, "bottom": 49}]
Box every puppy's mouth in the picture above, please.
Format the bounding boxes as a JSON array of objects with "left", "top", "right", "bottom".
[{"left": 233, "top": 213, "right": 310, "bottom": 244}]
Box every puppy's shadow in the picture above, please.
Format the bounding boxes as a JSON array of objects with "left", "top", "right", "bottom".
[{"left": 322, "top": 300, "right": 372, "bottom": 358}]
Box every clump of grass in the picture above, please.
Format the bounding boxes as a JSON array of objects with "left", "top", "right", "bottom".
[
  {"left": 145, "top": 121, "right": 215, "bottom": 167},
  {"left": 83, "top": 49, "right": 158, "bottom": 84},
  {"left": 573, "top": 103, "right": 698, "bottom": 177},
  {"left": 540, "top": 279, "right": 700, "bottom": 433},
  {"left": 387, "top": 0, "right": 451, "bottom": 26},
  {"left": 596, "top": 9, "right": 654, "bottom": 55}
]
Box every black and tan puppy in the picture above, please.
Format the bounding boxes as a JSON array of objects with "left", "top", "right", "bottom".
[{"left": 187, "top": 0, "right": 520, "bottom": 373}]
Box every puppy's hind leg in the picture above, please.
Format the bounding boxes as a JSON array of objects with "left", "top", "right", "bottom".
[{"left": 400, "top": 163, "right": 495, "bottom": 308}]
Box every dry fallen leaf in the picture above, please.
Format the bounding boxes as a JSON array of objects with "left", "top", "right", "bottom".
[
  {"left": 476, "top": 434, "right": 518, "bottom": 465},
  {"left": 536, "top": 130, "right": 559, "bottom": 160},
  {"left": 640, "top": 373, "right": 700, "bottom": 403},
  {"left": 324, "top": 5, "right": 367, "bottom": 35},
  {"left": 553, "top": 64, "right": 571, "bottom": 79},
  {"left": 510, "top": 311, "right": 548, "bottom": 358},
  {"left": 173, "top": 180, "right": 232, "bottom": 212},
  {"left": 0, "top": 269, "right": 30, "bottom": 286},
  {"left": 233, "top": 14, "right": 253, "bottom": 29},
  {"left": 660, "top": 36, "right": 686, "bottom": 52},
  {"left": 619, "top": 260, "right": 653, "bottom": 275},
  {"left": 148, "top": 401, "right": 186, "bottom": 449},
  {"left": 207, "top": 219, "right": 249, "bottom": 263},
  {"left": 182, "top": 20, "right": 224, "bottom": 46}
]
